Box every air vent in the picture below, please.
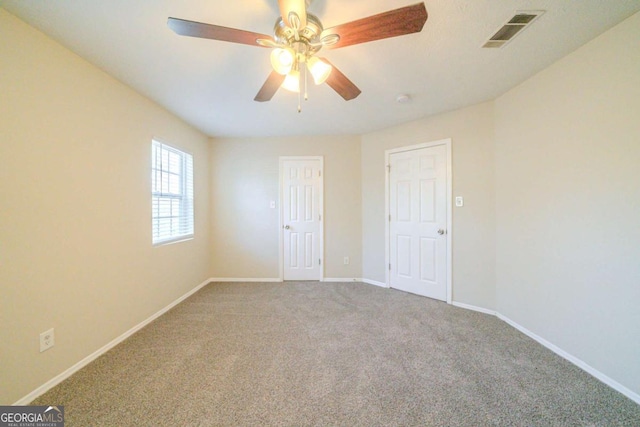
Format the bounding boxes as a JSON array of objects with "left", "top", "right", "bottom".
[{"left": 483, "top": 10, "right": 544, "bottom": 48}]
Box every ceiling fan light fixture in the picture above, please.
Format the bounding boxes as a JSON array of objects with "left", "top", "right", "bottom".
[
  {"left": 270, "top": 48, "right": 295, "bottom": 75},
  {"left": 307, "top": 56, "right": 332, "bottom": 85},
  {"left": 282, "top": 69, "right": 301, "bottom": 93}
]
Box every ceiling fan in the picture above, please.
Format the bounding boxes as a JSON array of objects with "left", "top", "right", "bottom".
[{"left": 168, "top": 1, "right": 428, "bottom": 110}]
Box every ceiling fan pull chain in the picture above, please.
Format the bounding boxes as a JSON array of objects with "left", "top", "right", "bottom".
[
  {"left": 304, "top": 62, "right": 309, "bottom": 101},
  {"left": 298, "top": 75, "right": 302, "bottom": 113}
]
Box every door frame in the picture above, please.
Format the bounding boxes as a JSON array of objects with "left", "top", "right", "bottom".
[
  {"left": 384, "top": 139, "right": 452, "bottom": 303},
  {"left": 278, "top": 156, "right": 324, "bottom": 281}
]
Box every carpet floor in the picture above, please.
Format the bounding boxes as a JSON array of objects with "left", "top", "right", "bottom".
[{"left": 33, "top": 281, "right": 640, "bottom": 426}]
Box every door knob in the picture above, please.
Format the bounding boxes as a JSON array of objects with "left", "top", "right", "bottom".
[
  {"left": 284, "top": 225, "right": 290, "bottom": 230},
  {"left": 437, "top": 229, "right": 445, "bottom": 235}
]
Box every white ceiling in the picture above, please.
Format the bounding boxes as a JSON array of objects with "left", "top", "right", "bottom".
[{"left": 2, "top": 1, "right": 639, "bottom": 138}]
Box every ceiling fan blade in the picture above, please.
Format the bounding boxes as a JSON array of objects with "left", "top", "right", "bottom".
[
  {"left": 254, "top": 71, "right": 286, "bottom": 102},
  {"left": 256, "top": 38, "right": 284, "bottom": 48},
  {"left": 322, "top": 2, "right": 428, "bottom": 49},
  {"left": 278, "top": 0, "right": 307, "bottom": 29},
  {"left": 321, "top": 58, "right": 361, "bottom": 101},
  {"left": 167, "top": 17, "right": 271, "bottom": 47}
]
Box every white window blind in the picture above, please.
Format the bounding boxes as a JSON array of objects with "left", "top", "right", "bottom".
[{"left": 151, "top": 140, "right": 194, "bottom": 245}]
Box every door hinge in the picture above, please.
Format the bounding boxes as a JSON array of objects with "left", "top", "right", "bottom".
[
  {"left": 387, "top": 164, "right": 391, "bottom": 173},
  {"left": 319, "top": 259, "right": 322, "bottom": 266},
  {"left": 319, "top": 214, "right": 322, "bottom": 221},
  {"left": 318, "top": 170, "right": 322, "bottom": 177},
  {"left": 388, "top": 214, "right": 391, "bottom": 222},
  {"left": 389, "top": 263, "right": 391, "bottom": 271}
]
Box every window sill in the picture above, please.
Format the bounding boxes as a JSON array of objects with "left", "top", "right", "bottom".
[{"left": 153, "top": 235, "right": 194, "bottom": 247}]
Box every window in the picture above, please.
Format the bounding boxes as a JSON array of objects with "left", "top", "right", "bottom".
[{"left": 151, "top": 140, "right": 194, "bottom": 245}]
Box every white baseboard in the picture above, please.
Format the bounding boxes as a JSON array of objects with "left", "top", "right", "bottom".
[
  {"left": 447, "top": 301, "right": 639, "bottom": 404},
  {"left": 209, "top": 278, "right": 281, "bottom": 282},
  {"left": 322, "top": 278, "right": 360, "bottom": 282},
  {"left": 361, "top": 278, "right": 388, "bottom": 288},
  {"left": 496, "top": 313, "right": 640, "bottom": 405},
  {"left": 16, "top": 277, "right": 639, "bottom": 406},
  {"left": 451, "top": 301, "right": 496, "bottom": 316},
  {"left": 13, "top": 277, "right": 213, "bottom": 405}
]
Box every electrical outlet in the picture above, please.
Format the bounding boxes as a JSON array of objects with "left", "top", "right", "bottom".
[
  {"left": 343, "top": 256, "right": 350, "bottom": 265},
  {"left": 40, "top": 328, "right": 55, "bottom": 353}
]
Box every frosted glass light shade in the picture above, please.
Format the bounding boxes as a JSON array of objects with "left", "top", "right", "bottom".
[
  {"left": 270, "top": 48, "right": 294, "bottom": 75},
  {"left": 307, "top": 57, "right": 332, "bottom": 85},
  {"left": 281, "top": 70, "right": 300, "bottom": 93}
]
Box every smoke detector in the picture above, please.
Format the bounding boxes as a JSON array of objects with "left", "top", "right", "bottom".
[{"left": 396, "top": 94, "right": 411, "bottom": 104}]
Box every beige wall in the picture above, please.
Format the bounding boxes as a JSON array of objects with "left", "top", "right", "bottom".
[
  {"left": 361, "top": 102, "right": 496, "bottom": 309},
  {"left": 494, "top": 12, "right": 640, "bottom": 396},
  {"left": 0, "top": 10, "right": 211, "bottom": 404},
  {"left": 209, "top": 136, "right": 362, "bottom": 279}
]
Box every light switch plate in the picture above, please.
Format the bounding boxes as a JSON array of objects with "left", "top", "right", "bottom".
[
  {"left": 455, "top": 196, "right": 464, "bottom": 207},
  {"left": 270, "top": 201, "right": 276, "bottom": 209}
]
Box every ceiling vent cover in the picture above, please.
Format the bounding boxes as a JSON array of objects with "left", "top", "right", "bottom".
[{"left": 483, "top": 10, "right": 544, "bottom": 48}]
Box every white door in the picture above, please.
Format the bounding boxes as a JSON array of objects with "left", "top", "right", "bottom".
[
  {"left": 281, "top": 158, "right": 322, "bottom": 280},
  {"left": 389, "top": 145, "right": 448, "bottom": 300}
]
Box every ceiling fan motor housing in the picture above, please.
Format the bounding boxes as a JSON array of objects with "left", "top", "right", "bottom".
[{"left": 274, "top": 13, "right": 324, "bottom": 55}]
